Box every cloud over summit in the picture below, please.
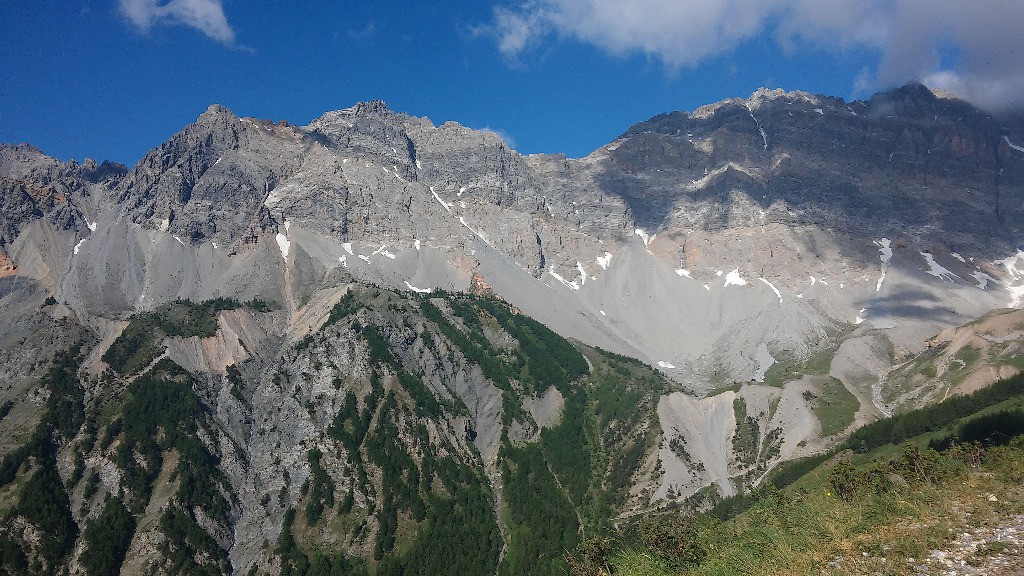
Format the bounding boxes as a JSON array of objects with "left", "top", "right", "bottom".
[
  {"left": 486, "top": 0, "right": 1024, "bottom": 112},
  {"left": 119, "top": 0, "right": 235, "bottom": 45}
]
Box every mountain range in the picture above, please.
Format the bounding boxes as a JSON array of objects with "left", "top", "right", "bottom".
[{"left": 0, "top": 83, "right": 1023, "bottom": 574}]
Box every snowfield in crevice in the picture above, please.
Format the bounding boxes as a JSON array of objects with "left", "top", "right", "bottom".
[
  {"left": 275, "top": 233, "right": 290, "bottom": 260},
  {"left": 430, "top": 186, "right": 452, "bottom": 212},
  {"left": 758, "top": 278, "right": 782, "bottom": 302},
  {"left": 548, "top": 267, "right": 580, "bottom": 291},
  {"left": 875, "top": 238, "right": 892, "bottom": 292}
]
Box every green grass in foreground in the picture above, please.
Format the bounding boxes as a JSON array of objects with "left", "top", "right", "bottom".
[
  {"left": 569, "top": 372, "right": 1024, "bottom": 576},
  {"left": 585, "top": 439, "right": 1024, "bottom": 576}
]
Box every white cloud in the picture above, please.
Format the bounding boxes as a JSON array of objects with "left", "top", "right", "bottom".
[
  {"left": 485, "top": 0, "right": 1024, "bottom": 111},
  {"left": 479, "top": 126, "right": 518, "bottom": 149},
  {"left": 347, "top": 22, "right": 377, "bottom": 40},
  {"left": 487, "top": 0, "right": 773, "bottom": 67},
  {"left": 119, "top": 0, "right": 235, "bottom": 45}
]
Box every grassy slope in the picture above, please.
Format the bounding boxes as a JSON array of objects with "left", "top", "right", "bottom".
[{"left": 594, "top": 373, "right": 1024, "bottom": 576}]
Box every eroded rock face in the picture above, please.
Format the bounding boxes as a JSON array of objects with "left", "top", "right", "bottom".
[{"left": 0, "top": 144, "right": 125, "bottom": 248}]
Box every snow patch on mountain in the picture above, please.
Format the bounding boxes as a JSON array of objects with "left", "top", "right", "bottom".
[
  {"left": 1010, "top": 284, "right": 1024, "bottom": 308},
  {"left": 430, "top": 187, "right": 452, "bottom": 212},
  {"left": 596, "top": 252, "right": 613, "bottom": 270},
  {"left": 724, "top": 269, "right": 747, "bottom": 287},
  {"left": 746, "top": 105, "right": 768, "bottom": 151},
  {"left": 372, "top": 244, "right": 396, "bottom": 259},
  {"left": 275, "top": 233, "right": 290, "bottom": 259},
  {"left": 548, "top": 267, "right": 580, "bottom": 291},
  {"left": 855, "top": 308, "right": 866, "bottom": 324},
  {"left": 404, "top": 281, "right": 432, "bottom": 294},
  {"left": 1004, "top": 136, "right": 1024, "bottom": 153},
  {"left": 634, "top": 228, "right": 655, "bottom": 246},
  {"left": 998, "top": 251, "right": 1024, "bottom": 279},
  {"left": 758, "top": 278, "right": 782, "bottom": 302},
  {"left": 920, "top": 252, "right": 962, "bottom": 282},
  {"left": 1002, "top": 252, "right": 1024, "bottom": 307},
  {"left": 459, "top": 217, "right": 491, "bottom": 246},
  {"left": 875, "top": 238, "right": 892, "bottom": 292}
]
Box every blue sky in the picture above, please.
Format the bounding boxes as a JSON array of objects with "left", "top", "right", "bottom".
[{"left": 2, "top": 1, "right": 1022, "bottom": 166}]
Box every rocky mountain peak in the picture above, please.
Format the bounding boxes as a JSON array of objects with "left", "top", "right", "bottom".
[
  {"left": 352, "top": 99, "right": 392, "bottom": 115},
  {"left": 200, "top": 102, "right": 239, "bottom": 121},
  {"left": 74, "top": 158, "right": 128, "bottom": 183},
  {"left": 306, "top": 100, "right": 403, "bottom": 131},
  {"left": 864, "top": 82, "right": 986, "bottom": 123},
  {"left": 0, "top": 143, "right": 61, "bottom": 179}
]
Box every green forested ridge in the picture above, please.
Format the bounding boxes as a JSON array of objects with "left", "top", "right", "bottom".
[
  {"left": 750, "top": 370, "right": 1024, "bottom": 501},
  {"left": 333, "top": 290, "right": 612, "bottom": 575},
  {"left": 763, "top": 371, "right": 1024, "bottom": 493},
  {"left": 304, "top": 448, "right": 335, "bottom": 525},
  {"left": 586, "top": 348, "right": 666, "bottom": 509},
  {"left": 0, "top": 345, "right": 84, "bottom": 575},
  {"left": 277, "top": 508, "right": 370, "bottom": 576},
  {"left": 0, "top": 288, "right": 679, "bottom": 575},
  {"left": 540, "top": 385, "right": 597, "bottom": 514},
  {"left": 419, "top": 294, "right": 588, "bottom": 424},
  {"left": 80, "top": 498, "right": 135, "bottom": 576},
  {"left": 846, "top": 371, "right": 1024, "bottom": 452},
  {"left": 418, "top": 295, "right": 664, "bottom": 574},
  {"left": 499, "top": 442, "right": 580, "bottom": 576},
  {"left": 0, "top": 357, "right": 236, "bottom": 575},
  {"left": 497, "top": 347, "right": 669, "bottom": 574},
  {"left": 308, "top": 292, "right": 515, "bottom": 574},
  {"left": 929, "top": 408, "right": 1024, "bottom": 450},
  {"left": 113, "top": 359, "right": 232, "bottom": 573}
]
